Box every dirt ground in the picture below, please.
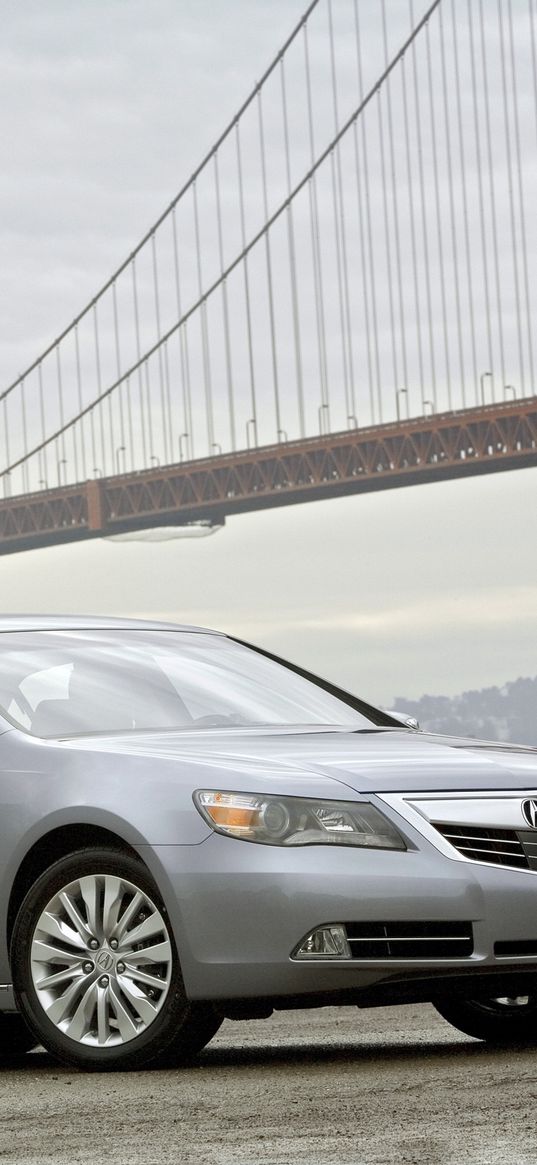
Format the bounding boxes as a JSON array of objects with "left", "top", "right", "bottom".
[{"left": 0, "top": 1004, "right": 536, "bottom": 1165}]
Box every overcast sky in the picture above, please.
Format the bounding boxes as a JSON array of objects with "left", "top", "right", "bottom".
[{"left": 0, "top": 0, "right": 536, "bottom": 707}]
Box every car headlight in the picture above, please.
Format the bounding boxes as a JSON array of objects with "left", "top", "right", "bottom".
[{"left": 193, "top": 790, "right": 406, "bottom": 849}]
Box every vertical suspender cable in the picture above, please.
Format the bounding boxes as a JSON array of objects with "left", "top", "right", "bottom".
[
  {"left": 335, "top": 145, "right": 356, "bottom": 423},
  {"left": 55, "top": 346, "right": 66, "bottom": 462},
  {"left": 2, "top": 401, "right": 9, "bottom": 496},
  {"left": 74, "top": 327, "right": 87, "bottom": 482},
  {"left": 2, "top": 394, "right": 8, "bottom": 472},
  {"left": 351, "top": 118, "right": 374, "bottom": 426},
  {"left": 280, "top": 55, "right": 305, "bottom": 439},
  {"left": 468, "top": 0, "right": 495, "bottom": 403},
  {"left": 478, "top": 0, "right": 507, "bottom": 398},
  {"left": 20, "top": 379, "right": 29, "bottom": 492},
  {"left": 162, "top": 342, "right": 173, "bottom": 462},
  {"left": 377, "top": 83, "right": 399, "bottom": 405},
  {"left": 507, "top": 0, "right": 534, "bottom": 392},
  {"left": 86, "top": 337, "right": 97, "bottom": 474},
  {"left": 67, "top": 338, "right": 79, "bottom": 485},
  {"left": 38, "top": 362, "right": 49, "bottom": 484},
  {"left": 151, "top": 232, "right": 170, "bottom": 462},
  {"left": 162, "top": 272, "right": 174, "bottom": 460},
  {"left": 172, "top": 207, "right": 194, "bottom": 459},
  {"left": 70, "top": 401, "right": 79, "bottom": 486},
  {"left": 327, "top": 0, "right": 354, "bottom": 426},
  {"left": 193, "top": 181, "right": 215, "bottom": 453},
  {"left": 258, "top": 87, "right": 282, "bottom": 439},
  {"left": 92, "top": 305, "right": 107, "bottom": 474},
  {"left": 401, "top": 53, "right": 425, "bottom": 407},
  {"left": 144, "top": 361, "right": 155, "bottom": 460},
  {"left": 495, "top": 0, "right": 524, "bottom": 394},
  {"left": 381, "top": 0, "right": 409, "bottom": 407},
  {"left": 182, "top": 322, "right": 193, "bottom": 459},
  {"left": 304, "top": 22, "right": 330, "bottom": 430},
  {"left": 451, "top": 0, "right": 478, "bottom": 400},
  {"left": 202, "top": 299, "right": 215, "bottom": 454},
  {"left": 409, "top": 0, "right": 437, "bottom": 410},
  {"left": 55, "top": 346, "right": 68, "bottom": 487},
  {"left": 530, "top": 0, "right": 537, "bottom": 145},
  {"left": 131, "top": 258, "right": 147, "bottom": 468},
  {"left": 112, "top": 281, "right": 126, "bottom": 457},
  {"left": 438, "top": 2, "right": 466, "bottom": 407},
  {"left": 425, "top": 20, "right": 452, "bottom": 410},
  {"left": 236, "top": 120, "right": 258, "bottom": 444},
  {"left": 331, "top": 0, "right": 357, "bottom": 424},
  {"left": 125, "top": 376, "right": 134, "bottom": 471},
  {"left": 214, "top": 151, "right": 236, "bottom": 450},
  {"left": 354, "top": 0, "right": 382, "bottom": 423}
]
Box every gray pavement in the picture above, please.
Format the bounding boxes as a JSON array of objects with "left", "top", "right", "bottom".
[{"left": 0, "top": 1005, "right": 536, "bottom": 1165}]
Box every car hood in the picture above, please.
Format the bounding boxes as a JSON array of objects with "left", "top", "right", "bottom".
[{"left": 59, "top": 726, "right": 537, "bottom": 794}]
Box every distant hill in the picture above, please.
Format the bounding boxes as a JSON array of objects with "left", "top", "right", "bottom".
[{"left": 391, "top": 676, "right": 537, "bottom": 747}]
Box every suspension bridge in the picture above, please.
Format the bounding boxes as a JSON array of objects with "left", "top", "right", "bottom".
[{"left": 1, "top": 0, "right": 536, "bottom": 554}]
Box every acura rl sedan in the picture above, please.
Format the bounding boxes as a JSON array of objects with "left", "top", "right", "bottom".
[{"left": 1, "top": 615, "right": 537, "bottom": 1070}]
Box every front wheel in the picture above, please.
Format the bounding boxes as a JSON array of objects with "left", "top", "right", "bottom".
[
  {"left": 11, "top": 848, "right": 216, "bottom": 1071},
  {"left": 434, "top": 992, "right": 537, "bottom": 1043}
]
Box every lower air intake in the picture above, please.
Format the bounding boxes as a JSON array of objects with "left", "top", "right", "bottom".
[
  {"left": 494, "top": 940, "right": 537, "bottom": 958},
  {"left": 345, "top": 920, "right": 474, "bottom": 959}
]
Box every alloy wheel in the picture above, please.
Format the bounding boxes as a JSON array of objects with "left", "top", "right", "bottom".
[{"left": 29, "top": 873, "right": 173, "bottom": 1048}]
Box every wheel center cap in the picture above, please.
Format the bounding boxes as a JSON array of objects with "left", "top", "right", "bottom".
[{"left": 95, "top": 950, "right": 114, "bottom": 972}]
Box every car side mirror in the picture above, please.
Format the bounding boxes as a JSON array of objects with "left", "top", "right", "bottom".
[{"left": 386, "top": 710, "right": 420, "bottom": 731}]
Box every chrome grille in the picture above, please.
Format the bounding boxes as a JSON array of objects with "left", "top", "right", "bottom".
[
  {"left": 345, "top": 920, "right": 473, "bottom": 959},
  {"left": 435, "top": 823, "right": 537, "bottom": 871}
]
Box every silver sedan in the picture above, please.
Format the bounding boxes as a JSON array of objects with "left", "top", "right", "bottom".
[{"left": 1, "top": 615, "right": 537, "bottom": 1070}]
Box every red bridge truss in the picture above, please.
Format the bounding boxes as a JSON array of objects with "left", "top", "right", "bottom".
[{"left": 0, "top": 398, "right": 535, "bottom": 556}]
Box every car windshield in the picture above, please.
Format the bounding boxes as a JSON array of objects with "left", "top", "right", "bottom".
[{"left": 0, "top": 629, "right": 387, "bottom": 738}]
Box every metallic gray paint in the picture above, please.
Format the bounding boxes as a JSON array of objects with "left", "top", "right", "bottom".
[{"left": 2, "top": 616, "right": 537, "bottom": 1010}]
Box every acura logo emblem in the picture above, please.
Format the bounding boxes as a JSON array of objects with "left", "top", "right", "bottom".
[
  {"left": 96, "top": 950, "right": 114, "bottom": 972},
  {"left": 522, "top": 799, "right": 537, "bottom": 829}
]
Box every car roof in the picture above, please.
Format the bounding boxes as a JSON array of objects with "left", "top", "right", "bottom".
[{"left": 0, "top": 615, "right": 221, "bottom": 635}]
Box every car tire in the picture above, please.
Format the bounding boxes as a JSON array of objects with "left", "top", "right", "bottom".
[
  {"left": 156, "top": 1001, "right": 223, "bottom": 1065},
  {"left": 434, "top": 991, "right": 537, "bottom": 1043},
  {"left": 0, "top": 1013, "right": 36, "bottom": 1058},
  {"left": 11, "top": 847, "right": 211, "bottom": 1071}
]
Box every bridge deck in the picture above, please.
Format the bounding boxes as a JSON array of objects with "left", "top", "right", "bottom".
[{"left": 0, "top": 398, "right": 535, "bottom": 555}]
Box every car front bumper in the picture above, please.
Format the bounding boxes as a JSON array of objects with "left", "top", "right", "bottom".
[{"left": 141, "top": 828, "right": 537, "bottom": 1002}]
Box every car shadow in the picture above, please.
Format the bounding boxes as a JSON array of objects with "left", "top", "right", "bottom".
[
  {"left": 0, "top": 1034, "right": 522, "bottom": 1074},
  {"left": 193, "top": 1035, "right": 520, "bottom": 1070}
]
